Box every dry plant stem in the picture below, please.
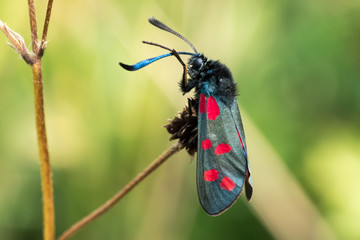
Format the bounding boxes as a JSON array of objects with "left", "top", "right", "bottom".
[
  {"left": 28, "top": 1, "right": 55, "bottom": 239},
  {"left": 39, "top": 0, "right": 54, "bottom": 56},
  {"left": 42, "top": 0, "right": 54, "bottom": 42},
  {"left": 33, "top": 60, "right": 55, "bottom": 240},
  {"left": 27, "top": 0, "right": 39, "bottom": 54},
  {"left": 2, "top": 1, "right": 55, "bottom": 239},
  {"left": 58, "top": 143, "right": 183, "bottom": 240}
]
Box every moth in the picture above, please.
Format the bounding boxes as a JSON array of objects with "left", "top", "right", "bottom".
[{"left": 120, "top": 17, "right": 253, "bottom": 216}]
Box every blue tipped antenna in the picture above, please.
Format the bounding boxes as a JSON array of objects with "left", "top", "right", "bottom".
[{"left": 119, "top": 17, "right": 198, "bottom": 71}]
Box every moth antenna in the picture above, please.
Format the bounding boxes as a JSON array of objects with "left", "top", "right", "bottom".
[
  {"left": 119, "top": 51, "right": 196, "bottom": 71},
  {"left": 142, "top": 41, "right": 172, "bottom": 52},
  {"left": 148, "top": 17, "right": 198, "bottom": 54}
]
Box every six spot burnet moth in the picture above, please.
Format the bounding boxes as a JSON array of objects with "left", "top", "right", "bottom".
[{"left": 120, "top": 17, "right": 253, "bottom": 216}]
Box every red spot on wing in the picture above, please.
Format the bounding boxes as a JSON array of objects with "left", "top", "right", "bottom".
[
  {"left": 199, "top": 94, "right": 206, "bottom": 114},
  {"left": 220, "top": 176, "right": 235, "bottom": 191},
  {"left": 201, "top": 139, "right": 212, "bottom": 149},
  {"left": 204, "top": 169, "right": 219, "bottom": 181},
  {"left": 214, "top": 143, "right": 232, "bottom": 155},
  {"left": 236, "top": 129, "right": 244, "bottom": 148},
  {"left": 206, "top": 96, "right": 220, "bottom": 120}
]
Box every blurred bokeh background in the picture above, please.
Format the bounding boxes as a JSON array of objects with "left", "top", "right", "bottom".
[{"left": 1, "top": 0, "right": 359, "bottom": 239}]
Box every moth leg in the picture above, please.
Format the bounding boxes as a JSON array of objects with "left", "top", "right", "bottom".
[
  {"left": 171, "top": 49, "right": 188, "bottom": 83},
  {"left": 187, "top": 98, "right": 196, "bottom": 118},
  {"left": 171, "top": 49, "right": 197, "bottom": 94}
]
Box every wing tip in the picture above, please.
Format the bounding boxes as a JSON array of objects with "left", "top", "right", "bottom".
[
  {"left": 245, "top": 169, "right": 253, "bottom": 201},
  {"left": 245, "top": 180, "right": 253, "bottom": 201}
]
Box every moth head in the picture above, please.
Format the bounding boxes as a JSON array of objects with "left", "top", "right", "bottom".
[{"left": 188, "top": 54, "right": 207, "bottom": 78}]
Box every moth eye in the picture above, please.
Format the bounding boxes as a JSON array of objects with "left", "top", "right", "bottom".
[{"left": 192, "top": 57, "right": 203, "bottom": 70}]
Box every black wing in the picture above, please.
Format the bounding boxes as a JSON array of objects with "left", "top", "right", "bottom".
[{"left": 197, "top": 93, "right": 252, "bottom": 216}]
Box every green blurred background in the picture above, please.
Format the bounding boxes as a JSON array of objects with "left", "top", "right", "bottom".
[{"left": 1, "top": 0, "right": 359, "bottom": 239}]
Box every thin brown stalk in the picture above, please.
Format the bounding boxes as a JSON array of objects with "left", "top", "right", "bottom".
[
  {"left": 58, "top": 143, "right": 183, "bottom": 240},
  {"left": 26, "top": 1, "right": 56, "bottom": 239},
  {"left": 39, "top": 0, "right": 54, "bottom": 56},
  {"left": 2, "top": 1, "right": 56, "bottom": 236},
  {"left": 27, "top": 1, "right": 56, "bottom": 239},
  {"left": 27, "top": 0, "right": 39, "bottom": 54},
  {"left": 32, "top": 60, "right": 55, "bottom": 240},
  {"left": 42, "top": 0, "right": 54, "bottom": 42}
]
